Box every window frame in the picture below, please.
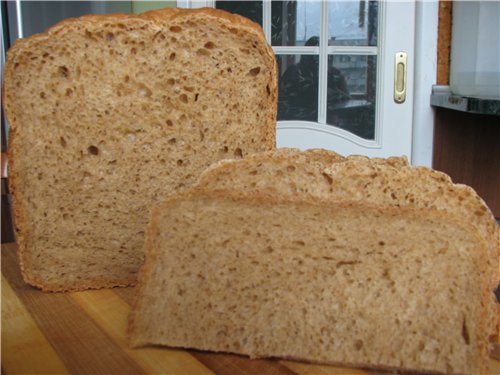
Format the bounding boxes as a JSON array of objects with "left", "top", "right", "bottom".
[{"left": 266, "top": 1, "right": 378, "bottom": 126}]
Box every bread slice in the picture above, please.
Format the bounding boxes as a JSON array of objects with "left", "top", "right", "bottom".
[
  {"left": 3, "top": 8, "right": 277, "bottom": 292},
  {"left": 196, "top": 147, "right": 408, "bottom": 198},
  {"left": 129, "top": 150, "right": 499, "bottom": 375},
  {"left": 196, "top": 147, "right": 500, "bottom": 344},
  {"left": 198, "top": 148, "right": 499, "bottom": 277}
]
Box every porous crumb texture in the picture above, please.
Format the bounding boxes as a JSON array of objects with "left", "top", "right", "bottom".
[
  {"left": 130, "top": 193, "right": 488, "bottom": 375},
  {"left": 197, "top": 148, "right": 500, "bottom": 290},
  {"left": 197, "top": 148, "right": 408, "bottom": 199},
  {"left": 195, "top": 148, "right": 500, "bottom": 354},
  {"left": 3, "top": 8, "right": 277, "bottom": 291},
  {"left": 130, "top": 149, "right": 499, "bottom": 374}
]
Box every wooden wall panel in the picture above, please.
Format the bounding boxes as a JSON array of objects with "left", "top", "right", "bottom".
[
  {"left": 437, "top": 0, "right": 452, "bottom": 85},
  {"left": 433, "top": 108, "right": 500, "bottom": 217}
]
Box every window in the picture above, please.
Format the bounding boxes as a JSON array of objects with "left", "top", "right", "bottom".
[{"left": 216, "top": 0, "right": 379, "bottom": 140}]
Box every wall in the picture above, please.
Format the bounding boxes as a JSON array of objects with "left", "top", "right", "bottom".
[{"left": 433, "top": 109, "right": 500, "bottom": 217}]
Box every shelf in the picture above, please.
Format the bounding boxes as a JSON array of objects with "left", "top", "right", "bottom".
[{"left": 431, "top": 85, "right": 500, "bottom": 116}]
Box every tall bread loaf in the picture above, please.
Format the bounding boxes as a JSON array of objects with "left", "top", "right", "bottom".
[
  {"left": 3, "top": 8, "right": 277, "bottom": 292},
  {"left": 129, "top": 149, "right": 499, "bottom": 375}
]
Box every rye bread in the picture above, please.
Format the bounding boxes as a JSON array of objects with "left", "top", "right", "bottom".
[
  {"left": 129, "top": 149, "right": 499, "bottom": 374},
  {"left": 3, "top": 8, "right": 277, "bottom": 291}
]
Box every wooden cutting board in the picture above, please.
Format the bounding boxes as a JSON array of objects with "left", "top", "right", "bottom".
[{"left": 2, "top": 242, "right": 499, "bottom": 375}]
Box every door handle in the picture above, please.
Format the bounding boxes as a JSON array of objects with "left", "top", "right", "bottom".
[{"left": 394, "top": 52, "right": 407, "bottom": 103}]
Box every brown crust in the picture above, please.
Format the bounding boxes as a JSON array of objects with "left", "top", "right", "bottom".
[
  {"left": 3, "top": 7, "right": 277, "bottom": 292},
  {"left": 24, "top": 273, "right": 136, "bottom": 293},
  {"left": 146, "top": 186, "right": 491, "bottom": 238},
  {"left": 127, "top": 343, "right": 456, "bottom": 375},
  {"left": 6, "top": 7, "right": 267, "bottom": 51}
]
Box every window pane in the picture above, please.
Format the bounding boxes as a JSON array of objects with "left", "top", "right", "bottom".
[
  {"left": 277, "top": 55, "right": 319, "bottom": 122},
  {"left": 328, "top": 1, "right": 378, "bottom": 46},
  {"left": 326, "top": 55, "right": 377, "bottom": 140},
  {"left": 216, "top": 1, "right": 263, "bottom": 26},
  {"left": 20, "top": 1, "right": 132, "bottom": 38},
  {"left": 272, "top": 1, "right": 321, "bottom": 46}
]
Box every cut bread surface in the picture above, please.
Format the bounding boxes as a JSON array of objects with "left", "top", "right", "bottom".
[
  {"left": 196, "top": 148, "right": 499, "bottom": 290},
  {"left": 4, "top": 8, "right": 277, "bottom": 291},
  {"left": 129, "top": 149, "right": 499, "bottom": 375},
  {"left": 130, "top": 191, "right": 491, "bottom": 374}
]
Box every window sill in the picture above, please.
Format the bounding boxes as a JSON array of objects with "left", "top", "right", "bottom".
[{"left": 431, "top": 85, "right": 500, "bottom": 116}]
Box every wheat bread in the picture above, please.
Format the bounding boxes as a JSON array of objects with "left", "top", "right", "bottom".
[
  {"left": 196, "top": 148, "right": 408, "bottom": 198},
  {"left": 196, "top": 148, "right": 500, "bottom": 345},
  {"left": 129, "top": 150, "right": 499, "bottom": 375},
  {"left": 197, "top": 148, "right": 499, "bottom": 285},
  {"left": 3, "top": 7, "right": 277, "bottom": 292}
]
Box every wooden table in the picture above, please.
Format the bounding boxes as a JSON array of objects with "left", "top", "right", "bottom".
[{"left": 2, "top": 242, "right": 499, "bottom": 375}]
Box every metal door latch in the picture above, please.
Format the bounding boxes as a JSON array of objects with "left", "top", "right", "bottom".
[{"left": 394, "top": 52, "right": 407, "bottom": 103}]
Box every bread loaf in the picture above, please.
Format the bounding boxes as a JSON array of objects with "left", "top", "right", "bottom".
[
  {"left": 3, "top": 8, "right": 277, "bottom": 291},
  {"left": 198, "top": 148, "right": 499, "bottom": 289},
  {"left": 129, "top": 149, "right": 499, "bottom": 375}
]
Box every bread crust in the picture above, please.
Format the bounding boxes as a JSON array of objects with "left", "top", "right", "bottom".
[{"left": 4, "top": 7, "right": 277, "bottom": 292}]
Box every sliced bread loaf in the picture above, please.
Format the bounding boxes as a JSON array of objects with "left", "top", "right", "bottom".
[
  {"left": 129, "top": 149, "right": 499, "bottom": 374},
  {"left": 195, "top": 148, "right": 500, "bottom": 344},
  {"left": 3, "top": 8, "right": 277, "bottom": 291},
  {"left": 197, "top": 148, "right": 499, "bottom": 278}
]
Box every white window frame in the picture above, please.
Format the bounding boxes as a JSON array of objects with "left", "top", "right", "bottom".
[
  {"left": 265, "top": 2, "right": 378, "bottom": 126},
  {"left": 270, "top": 1, "right": 382, "bottom": 150},
  {"left": 177, "top": 0, "right": 438, "bottom": 167},
  {"left": 177, "top": 0, "right": 215, "bottom": 8}
]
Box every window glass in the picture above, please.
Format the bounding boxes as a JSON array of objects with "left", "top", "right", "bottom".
[
  {"left": 277, "top": 54, "right": 319, "bottom": 122},
  {"left": 272, "top": 1, "right": 321, "bottom": 46},
  {"left": 19, "top": 1, "right": 132, "bottom": 38},
  {"left": 215, "top": 1, "right": 263, "bottom": 26},
  {"left": 328, "top": 1, "right": 378, "bottom": 46},
  {"left": 326, "top": 55, "right": 377, "bottom": 139}
]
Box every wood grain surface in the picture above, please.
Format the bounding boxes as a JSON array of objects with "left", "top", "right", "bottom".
[
  {"left": 436, "top": 0, "right": 452, "bottom": 85},
  {"left": 2, "top": 242, "right": 499, "bottom": 375}
]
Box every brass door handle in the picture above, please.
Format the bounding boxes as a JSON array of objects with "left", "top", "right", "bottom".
[{"left": 394, "top": 52, "right": 407, "bottom": 103}]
